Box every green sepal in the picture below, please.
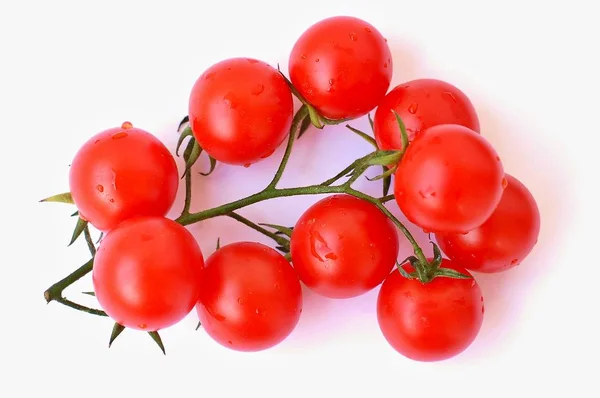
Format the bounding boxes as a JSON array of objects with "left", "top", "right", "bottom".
[
  {"left": 182, "top": 138, "right": 202, "bottom": 178},
  {"left": 200, "top": 156, "right": 217, "bottom": 176},
  {"left": 195, "top": 321, "right": 202, "bottom": 331},
  {"left": 345, "top": 124, "right": 377, "bottom": 149},
  {"left": 259, "top": 223, "right": 293, "bottom": 238},
  {"left": 82, "top": 291, "right": 96, "bottom": 297},
  {"left": 177, "top": 115, "right": 190, "bottom": 133},
  {"left": 69, "top": 217, "right": 88, "bottom": 246},
  {"left": 148, "top": 331, "right": 166, "bottom": 355},
  {"left": 298, "top": 115, "right": 312, "bottom": 139},
  {"left": 176, "top": 126, "right": 194, "bottom": 157},
  {"left": 40, "top": 192, "right": 74, "bottom": 204},
  {"left": 109, "top": 323, "right": 125, "bottom": 347}
]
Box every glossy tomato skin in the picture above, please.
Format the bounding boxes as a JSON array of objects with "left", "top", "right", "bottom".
[
  {"left": 289, "top": 16, "right": 392, "bottom": 120},
  {"left": 436, "top": 174, "right": 540, "bottom": 273},
  {"left": 373, "top": 79, "right": 480, "bottom": 152},
  {"left": 93, "top": 217, "right": 204, "bottom": 331},
  {"left": 69, "top": 123, "right": 178, "bottom": 232},
  {"left": 394, "top": 124, "right": 505, "bottom": 234},
  {"left": 188, "top": 58, "right": 294, "bottom": 166},
  {"left": 377, "top": 260, "right": 484, "bottom": 362},
  {"left": 196, "top": 242, "right": 302, "bottom": 352},
  {"left": 290, "top": 194, "right": 400, "bottom": 299}
]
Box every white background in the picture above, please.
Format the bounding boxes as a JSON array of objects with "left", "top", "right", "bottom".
[{"left": 1, "top": 0, "right": 598, "bottom": 397}]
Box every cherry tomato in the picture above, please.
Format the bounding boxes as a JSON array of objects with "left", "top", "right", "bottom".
[
  {"left": 394, "top": 124, "right": 505, "bottom": 234},
  {"left": 435, "top": 174, "right": 540, "bottom": 273},
  {"left": 290, "top": 194, "right": 399, "bottom": 299},
  {"left": 377, "top": 260, "right": 484, "bottom": 362},
  {"left": 196, "top": 242, "right": 302, "bottom": 352},
  {"left": 188, "top": 57, "right": 294, "bottom": 166},
  {"left": 373, "top": 79, "right": 480, "bottom": 152},
  {"left": 93, "top": 217, "right": 204, "bottom": 331},
  {"left": 289, "top": 16, "right": 392, "bottom": 120},
  {"left": 68, "top": 122, "right": 179, "bottom": 232}
]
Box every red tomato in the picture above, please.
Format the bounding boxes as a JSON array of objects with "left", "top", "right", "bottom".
[
  {"left": 289, "top": 16, "right": 392, "bottom": 120},
  {"left": 69, "top": 122, "right": 178, "bottom": 232},
  {"left": 290, "top": 194, "right": 399, "bottom": 298},
  {"left": 188, "top": 58, "right": 294, "bottom": 166},
  {"left": 377, "top": 260, "right": 484, "bottom": 362},
  {"left": 394, "top": 124, "right": 505, "bottom": 234},
  {"left": 93, "top": 217, "right": 204, "bottom": 331},
  {"left": 373, "top": 79, "right": 480, "bottom": 152},
  {"left": 435, "top": 174, "right": 540, "bottom": 273},
  {"left": 196, "top": 242, "right": 302, "bottom": 352}
]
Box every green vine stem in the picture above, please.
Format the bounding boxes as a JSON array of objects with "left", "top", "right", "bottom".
[{"left": 44, "top": 94, "right": 464, "bottom": 316}]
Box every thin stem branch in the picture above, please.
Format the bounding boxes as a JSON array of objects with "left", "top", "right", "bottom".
[
  {"left": 379, "top": 194, "right": 396, "bottom": 203},
  {"left": 44, "top": 258, "right": 94, "bottom": 303},
  {"left": 226, "top": 212, "right": 290, "bottom": 247},
  {"left": 83, "top": 226, "right": 96, "bottom": 256},
  {"left": 182, "top": 165, "right": 193, "bottom": 215},
  {"left": 54, "top": 297, "right": 107, "bottom": 317},
  {"left": 266, "top": 105, "right": 308, "bottom": 189}
]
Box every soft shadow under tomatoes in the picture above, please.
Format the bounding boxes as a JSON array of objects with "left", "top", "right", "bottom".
[
  {"left": 377, "top": 260, "right": 484, "bottom": 362},
  {"left": 289, "top": 16, "right": 392, "bottom": 120},
  {"left": 290, "top": 194, "right": 400, "bottom": 299},
  {"left": 373, "top": 79, "right": 480, "bottom": 152},
  {"left": 69, "top": 123, "right": 179, "bottom": 232},
  {"left": 436, "top": 174, "right": 541, "bottom": 273},
  {"left": 188, "top": 57, "right": 294, "bottom": 166},
  {"left": 92, "top": 216, "right": 204, "bottom": 331},
  {"left": 196, "top": 242, "right": 303, "bottom": 352},
  {"left": 394, "top": 124, "right": 505, "bottom": 234}
]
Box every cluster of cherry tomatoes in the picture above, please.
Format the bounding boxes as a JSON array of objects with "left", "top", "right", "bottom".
[{"left": 57, "top": 16, "right": 540, "bottom": 362}]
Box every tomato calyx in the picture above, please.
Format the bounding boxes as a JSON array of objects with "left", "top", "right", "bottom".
[
  {"left": 397, "top": 242, "right": 472, "bottom": 283},
  {"left": 277, "top": 67, "right": 352, "bottom": 129},
  {"left": 176, "top": 121, "right": 218, "bottom": 179}
]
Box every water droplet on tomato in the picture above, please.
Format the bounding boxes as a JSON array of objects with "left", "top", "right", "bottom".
[
  {"left": 109, "top": 198, "right": 115, "bottom": 203},
  {"left": 443, "top": 92, "right": 457, "bottom": 103},
  {"left": 470, "top": 280, "right": 476, "bottom": 287},
  {"left": 480, "top": 296, "right": 484, "bottom": 302},
  {"left": 96, "top": 184, "right": 104, "bottom": 193},
  {"left": 309, "top": 230, "right": 336, "bottom": 262},
  {"left": 328, "top": 79, "right": 334, "bottom": 86},
  {"left": 121, "top": 121, "right": 133, "bottom": 129},
  {"left": 251, "top": 84, "right": 264, "bottom": 96},
  {"left": 243, "top": 163, "right": 251, "bottom": 168},
  {"left": 255, "top": 308, "right": 265, "bottom": 316},
  {"left": 496, "top": 156, "right": 501, "bottom": 161},
  {"left": 260, "top": 149, "right": 275, "bottom": 159},
  {"left": 510, "top": 258, "right": 519, "bottom": 265},
  {"left": 138, "top": 324, "right": 147, "bottom": 329},
  {"left": 384, "top": 37, "right": 388, "bottom": 42},
  {"left": 111, "top": 131, "right": 128, "bottom": 139},
  {"left": 364, "top": 27, "right": 372, "bottom": 33},
  {"left": 481, "top": 306, "right": 485, "bottom": 314},
  {"left": 408, "top": 103, "right": 419, "bottom": 114},
  {"left": 237, "top": 298, "right": 244, "bottom": 305},
  {"left": 227, "top": 340, "right": 233, "bottom": 345},
  {"left": 204, "top": 71, "right": 215, "bottom": 80},
  {"left": 315, "top": 58, "right": 320, "bottom": 63},
  {"left": 300, "top": 54, "right": 307, "bottom": 59},
  {"left": 502, "top": 177, "right": 508, "bottom": 189},
  {"left": 384, "top": 63, "right": 388, "bottom": 68},
  {"left": 349, "top": 33, "right": 358, "bottom": 41},
  {"left": 94, "top": 139, "right": 100, "bottom": 144},
  {"left": 246, "top": 58, "right": 259, "bottom": 64}
]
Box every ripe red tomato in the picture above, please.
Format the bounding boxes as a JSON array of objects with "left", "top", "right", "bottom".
[
  {"left": 373, "top": 79, "right": 480, "bottom": 152},
  {"left": 289, "top": 16, "right": 392, "bottom": 120},
  {"left": 377, "top": 260, "right": 484, "bottom": 362},
  {"left": 188, "top": 57, "right": 294, "bottom": 166},
  {"left": 435, "top": 174, "right": 540, "bottom": 273},
  {"left": 69, "top": 122, "right": 179, "bottom": 232},
  {"left": 196, "top": 242, "right": 302, "bottom": 352},
  {"left": 93, "top": 217, "right": 204, "bottom": 331},
  {"left": 394, "top": 124, "right": 505, "bottom": 234},
  {"left": 290, "top": 194, "right": 399, "bottom": 299}
]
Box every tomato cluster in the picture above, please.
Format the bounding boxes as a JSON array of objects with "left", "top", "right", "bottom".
[{"left": 46, "top": 16, "right": 540, "bottom": 362}]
